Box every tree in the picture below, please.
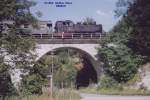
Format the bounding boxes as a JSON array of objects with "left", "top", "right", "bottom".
[
  {"left": 116, "top": 0, "right": 150, "bottom": 61},
  {"left": 0, "top": 0, "right": 37, "bottom": 96},
  {"left": 54, "top": 50, "right": 77, "bottom": 88},
  {"left": 97, "top": 0, "right": 150, "bottom": 83},
  {"left": 0, "top": 57, "right": 17, "bottom": 97},
  {"left": 0, "top": 71, "right": 17, "bottom": 96},
  {"left": 99, "top": 40, "right": 141, "bottom": 82},
  {"left": 0, "top": 0, "right": 17, "bottom": 96},
  {"left": 127, "top": 0, "right": 150, "bottom": 61},
  {"left": 22, "top": 49, "right": 78, "bottom": 94},
  {"left": 98, "top": 19, "right": 142, "bottom": 82}
]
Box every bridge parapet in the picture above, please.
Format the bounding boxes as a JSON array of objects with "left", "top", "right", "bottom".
[
  {"left": 35, "top": 39, "right": 100, "bottom": 44},
  {"left": 21, "top": 33, "right": 105, "bottom": 44}
]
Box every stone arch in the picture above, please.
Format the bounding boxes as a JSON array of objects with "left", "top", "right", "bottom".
[
  {"left": 35, "top": 44, "right": 103, "bottom": 82},
  {"left": 35, "top": 44, "right": 100, "bottom": 61}
]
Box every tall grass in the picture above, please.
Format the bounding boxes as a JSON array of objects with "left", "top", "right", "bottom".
[{"left": 0, "top": 89, "right": 80, "bottom": 100}]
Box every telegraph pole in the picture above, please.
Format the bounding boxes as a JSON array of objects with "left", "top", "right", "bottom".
[
  {"left": 47, "top": 51, "right": 54, "bottom": 98},
  {"left": 51, "top": 50, "right": 54, "bottom": 97}
]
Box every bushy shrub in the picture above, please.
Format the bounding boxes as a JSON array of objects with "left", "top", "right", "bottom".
[
  {"left": 0, "top": 71, "right": 18, "bottom": 96},
  {"left": 21, "top": 74, "right": 47, "bottom": 95},
  {"left": 98, "top": 39, "right": 142, "bottom": 82},
  {"left": 98, "top": 75, "right": 122, "bottom": 89}
]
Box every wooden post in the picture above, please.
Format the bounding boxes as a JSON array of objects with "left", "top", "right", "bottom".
[
  {"left": 47, "top": 75, "right": 52, "bottom": 97},
  {"left": 50, "top": 75, "right": 53, "bottom": 97},
  {"left": 50, "top": 51, "right": 54, "bottom": 98}
]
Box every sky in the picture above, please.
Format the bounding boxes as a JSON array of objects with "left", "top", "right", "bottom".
[{"left": 31, "top": 0, "right": 119, "bottom": 32}]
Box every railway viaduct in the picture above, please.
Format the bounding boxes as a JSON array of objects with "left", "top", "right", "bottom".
[
  {"left": 34, "top": 33, "right": 104, "bottom": 77},
  {"left": 11, "top": 33, "right": 105, "bottom": 88}
]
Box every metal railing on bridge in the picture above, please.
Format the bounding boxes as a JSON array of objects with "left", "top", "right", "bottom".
[
  {"left": 20, "top": 33, "right": 105, "bottom": 44},
  {"left": 9, "top": 33, "right": 105, "bottom": 44},
  {"left": 30, "top": 33, "right": 105, "bottom": 39}
]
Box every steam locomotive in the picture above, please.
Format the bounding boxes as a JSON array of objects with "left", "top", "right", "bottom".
[
  {"left": 0, "top": 20, "right": 103, "bottom": 39},
  {"left": 54, "top": 20, "right": 102, "bottom": 33}
]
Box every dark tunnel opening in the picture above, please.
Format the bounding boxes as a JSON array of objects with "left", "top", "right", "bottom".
[
  {"left": 37, "top": 48, "right": 98, "bottom": 89},
  {"left": 76, "top": 56, "right": 98, "bottom": 89}
]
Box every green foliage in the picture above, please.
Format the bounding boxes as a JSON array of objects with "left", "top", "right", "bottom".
[
  {"left": 127, "top": 0, "right": 150, "bottom": 60},
  {"left": 0, "top": 0, "right": 37, "bottom": 96},
  {"left": 21, "top": 56, "right": 51, "bottom": 95},
  {"left": 0, "top": 71, "right": 17, "bottom": 96},
  {"left": 115, "top": 0, "right": 133, "bottom": 17},
  {"left": 0, "top": 0, "right": 15, "bottom": 21},
  {"left": 0, "top": 89, "right": 80, "bottom": 100},
  {"left": 99, "top": 42, "right": 141, "bottom": 82},
  {"left": 111, "top": 19, "right": 131, "bottom": 36},
  {"left": 98, "top": 18, "right": 142, "bottom": 82},
  {"left": 98, "top": 75, "right": 119, "bottom": 89},
  {"left": 126, "top": 73, "right": 141, "bottom": 86},
  {"left": 21, "top": 74, "right": 47, "bottom": 95},
  {"left": 81, "top": 86, "right": 150, "bottom": 96},
  {"left": 98, "top": 0, "right": 150, "bottom": 84},
  {"left": 23, "top": 49, "right": 78, "bottom": 94},
  {"left": 53, "top": 50, "right": 77, "bottom": 88},
  {"left": 116, "top": 0, "right": 150, "bottom": 61}
]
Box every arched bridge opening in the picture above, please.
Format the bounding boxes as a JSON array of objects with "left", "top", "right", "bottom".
[{"left": 35, "top": 47, "right": 101, "bottom": 89}]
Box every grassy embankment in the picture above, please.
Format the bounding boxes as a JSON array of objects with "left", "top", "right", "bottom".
[
  {"left": 0, "top": 89, "right": 80, "bottom": 100},
  {"left": 80, "top": 86, "right": 150, "bottom": 96},
  {"left": 80, "top": 73, "right": 150, "bottom": 96}
]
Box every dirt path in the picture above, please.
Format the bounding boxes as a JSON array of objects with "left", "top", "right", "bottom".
[{"left": 80, "top": 93, "right": 150, "bottom": 100}]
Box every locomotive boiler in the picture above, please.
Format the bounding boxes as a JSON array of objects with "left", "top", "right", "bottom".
[{"left": 54, "top": 20, "right": 102, "bottom": 33}]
